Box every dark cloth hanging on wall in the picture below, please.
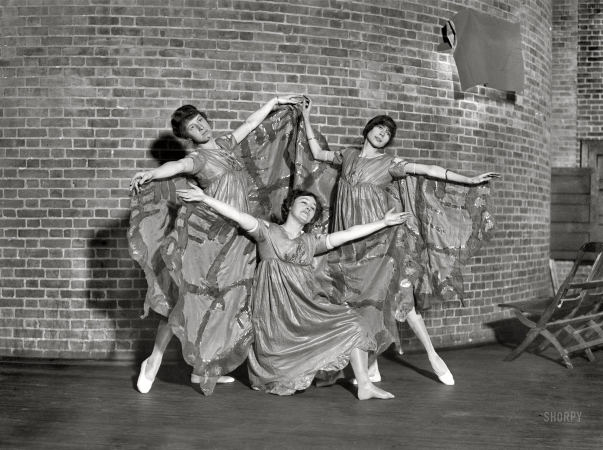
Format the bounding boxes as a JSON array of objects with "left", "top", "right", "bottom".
[{"left": 437, "top": 8, "right": 525, "bottom": 94}]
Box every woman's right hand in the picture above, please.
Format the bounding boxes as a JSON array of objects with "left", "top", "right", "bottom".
[
  {"left": 301, "top": 96, "right": 312, "bottom": 120},
  {"left": 130, "top": 171, "right": 154, "bottom": 194}
]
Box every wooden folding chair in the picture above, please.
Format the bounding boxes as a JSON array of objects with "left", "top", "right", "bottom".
[{"left": 499, "top": 242, "right": 603, "bottom": 368}]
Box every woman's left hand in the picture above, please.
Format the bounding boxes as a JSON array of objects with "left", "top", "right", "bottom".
[
  {"left": 275, "top": 94, "right": 306, "bottom": 107},
  {"left": 469, "top": 172, "right": 501, "bottom": 184},
  {"left": 176, "top": 183, "right": 207, "bottom": 203},
  {"left": 383, "top": 208, "right": 412, "bottom": 226}
]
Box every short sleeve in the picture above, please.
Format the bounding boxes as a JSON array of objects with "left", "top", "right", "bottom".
[
  {"left": 331, "top": 148, "right": 354, "bottom": 168},
  {"left": 312, "top": 233, "right": 330, "bottom": 256},
  {"left": 187, "top": 152, "right": 207, "bottom": 176},
  {"left": 215, "top": 134, "right": 237, "bottom": 152},
  {"left": 388, "top": 158, "right": 408, "bottom": 179},
  {"left": 247, "top": 219, "right": 269, "bottom": 243}
]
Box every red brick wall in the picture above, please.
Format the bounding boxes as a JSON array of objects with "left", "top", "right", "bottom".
[{"left": 0, "top": 0, "right": 552, "bottom": 359}]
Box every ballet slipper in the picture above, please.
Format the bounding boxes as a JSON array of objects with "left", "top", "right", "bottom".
[
  {"left": 190, "top": 374, "right": 235, "bottom": 384},
  {"left": 349, "top": 373, "right": 381, "bottom": 385},
  {"left": 436, "top": 369, "right": 455, "bottom": 386},
  {"left": 428, "top": 354, "right": 455, "bottom": 385},
  {"left": 137, "top": 358, "right": 155, "bottom": 394}
]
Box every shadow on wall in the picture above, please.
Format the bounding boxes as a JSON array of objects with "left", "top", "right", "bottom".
[{"left": 86, "top": 134, "right": 187, "bottom": 361}]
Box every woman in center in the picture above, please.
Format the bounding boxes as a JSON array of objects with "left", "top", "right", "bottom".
[{"left": 177, "top": 186, "right": 408, "bottom": 399}]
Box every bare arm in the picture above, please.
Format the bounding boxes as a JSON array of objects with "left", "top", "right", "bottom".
[
  {"left": 176, "top": 183, "right": 258, "bottom": 231},
  {"left": 231, "top": 94, "right": 304, "bottom": 144},
  {"left": 130, "top": 158, "right": 194, "bottom": 194},
  {"left": 327, "top": 210, "right": 411, "bottom": 248},
  {"left": 301, "top": 97, "right": 334, "bottom": 163},
  {"left": 402, "top": 160, "right": 501, "bottom": 185}
]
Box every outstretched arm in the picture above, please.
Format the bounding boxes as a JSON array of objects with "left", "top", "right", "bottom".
[
  {"left": 231, "top": 94, "right": 305, "bottom": 144},
  {"left": 327, "top": 209, "right": 411, "bottom": 248},
  {"left": 130, "top": 158, "right": 194, "bottom": 194},
  {"left": 301, "top": 97, "right": 334, "bottom": 163},
  {"left": 176, "top": 183, "right": 258, "bottom": 231},
  {"left": 401, "top": 160, "right": 501, "bottom": 185}
]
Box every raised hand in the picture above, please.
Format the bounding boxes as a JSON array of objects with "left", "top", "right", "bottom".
[
  {"left": 302, "top": 96, "right": 312, "bottom": 120},
  {"left": 383, "top": 208, "right": 412, "bottom": 227},
  {"left": 275, "top": 94, "right": 306, "bottom": 107}
]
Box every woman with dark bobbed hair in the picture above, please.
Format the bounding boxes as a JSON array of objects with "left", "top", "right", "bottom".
[
  {"left": 129, "top": 95, "right": 303, "bottom": 395},
  {"left": 175, "top": 186, "right": 409, "bottom": 399},
  {"left": 301, "top": 98, "right": 500, "bottom": 386}
]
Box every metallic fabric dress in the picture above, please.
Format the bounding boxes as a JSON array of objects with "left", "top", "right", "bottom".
[
  {"left": 327, "top": 149, "right": 410, "bottom": 355},
  {"left": 246, "top": 220, "right": 376, "bottom": 396},
  {"left": 290, "top": 142, "right": 496, "bottom": 355},
  {"left": 128, "top": 107, "right": 303, "bottom": 395}
]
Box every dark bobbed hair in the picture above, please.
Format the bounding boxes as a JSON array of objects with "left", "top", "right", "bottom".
[
  {"left": 171, "top": 105, "right": 208, "bottom": 139},
  {"left": 280, "top": 190, "right": 323, "bottom": 231},
  {"left": 362, "top": 115, "right": 397, "bottom": 147}
]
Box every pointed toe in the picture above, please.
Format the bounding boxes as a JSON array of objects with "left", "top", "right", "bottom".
[{"left": 137, "top": 358, "right": 154, "bottom": 393}]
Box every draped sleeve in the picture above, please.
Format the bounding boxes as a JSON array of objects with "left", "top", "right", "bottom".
[
  {"left": 330, "top": 149, "right": 346, "bottom": 168},
  {"left": 188, "top": 151, "right": 207, "bottom": 176},
  {"left": 215, "top": 133, "right": 237, "bottom": 152},
  {"left": 247, "top": 219, "right": 269, "bottom": 243},
  {"left": 388, "top": 158, "right": 408, "bottom": 179},
  {"left": 310, "top": 233, "right": 330, "bottom": 256}
]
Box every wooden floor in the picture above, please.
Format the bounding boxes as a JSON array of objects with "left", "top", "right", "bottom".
[{"left": 1, "top": 343, "right": 602, "bottom": 450}]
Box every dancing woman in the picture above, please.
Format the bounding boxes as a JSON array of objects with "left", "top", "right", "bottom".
[
  {"left": 129, "top": 95, "right": 303, "bottom": 395},
  {"left": 301, "top": 99, "right": 500, "bottom": 385},
  {"left": 176, "top": 186, "right": 407, "bottom": 399}
]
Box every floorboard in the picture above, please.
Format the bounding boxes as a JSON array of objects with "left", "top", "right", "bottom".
[{"left": 1, "top": 344, "right": 602, "bottom": 449}]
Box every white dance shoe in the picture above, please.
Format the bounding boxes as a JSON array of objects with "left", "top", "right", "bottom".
[
  {"left": 190, "top": 374, "right": 235, "bottom": 384},
  {"left": 137, "top": 358, "right": 155, "bottom": 393},
  {"left": 436, "top": 369, "right": 455, "bottom": 386},
  {"left": 349, "top": 374, "right": 381, "bottom": 385}
]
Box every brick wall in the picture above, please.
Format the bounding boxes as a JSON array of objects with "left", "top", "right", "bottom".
[
  {"left": 577, "top": 2, "right": 603, "bottom": 141},
  {"left": 551, "top": 0, "right": 579, "bottom": 167},
  {"left": 0, "top": 0, "right": 552, "bottom": 359},
  {"left": 551, "top": 0, "right": 603, "bottom": 167}
]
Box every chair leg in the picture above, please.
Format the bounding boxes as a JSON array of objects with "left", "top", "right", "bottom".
[
  {"left": 535, "top": 328, "right": 562, "bottom": 353},
  {"left": 541, "top": 329, "right": 574, "bottom": 369},
  {"left": 504, "top": 328, "right": 542, "bottom": 362}
]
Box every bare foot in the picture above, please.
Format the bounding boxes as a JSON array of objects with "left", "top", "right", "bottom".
[
  {"left": 316, "top": 378, "right": 339, "bottom": 388},
  {"left": 357, "top": 382, "right": 394, "bottom": 400},
  {"left": 368, "top": 359, "right": 381, "bottom": 381}
]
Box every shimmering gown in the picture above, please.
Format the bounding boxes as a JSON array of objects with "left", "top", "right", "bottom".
[
  {"left": 129, "top": 135, "right": 255, "bottom": 395},
  {"left": 246, "top": 220, "right": 376, "bottom": 395},
  {"left": 328, "top": 149, "right": 410, "bottom": 355},
  {"left": 128, "top": 106, "right": 303, "bottom": 395},
  {"left": 291, "top": 144, "right": 496, "bottom": 355}
]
